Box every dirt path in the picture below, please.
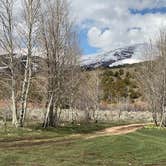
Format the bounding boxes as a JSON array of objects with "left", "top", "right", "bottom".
[
  {"left": 0, "top": 123, "right": 150, "bottom": 148},
  {"left": 85, "top": 123, "right": 149, "bottom": 139}
]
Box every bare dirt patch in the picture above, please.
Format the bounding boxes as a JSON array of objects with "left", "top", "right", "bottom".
[{"left": 85, "top": 123, "right": 150, "bottom": 139}]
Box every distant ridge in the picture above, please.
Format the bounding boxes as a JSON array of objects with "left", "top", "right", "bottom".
[{"left": 80, "top": 43, "right": 148, "bottom": 69}]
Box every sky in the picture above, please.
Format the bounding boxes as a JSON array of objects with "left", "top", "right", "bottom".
[{"left": 71, "top": 0, "right": 166, "bottom": 55}]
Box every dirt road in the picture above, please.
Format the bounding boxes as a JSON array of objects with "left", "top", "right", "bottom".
[
  {"left": 86, "top": 123, "right": 149, "bottom": 139},
  {"left": 0, "top": 123, "right": 149, "bottom": 148}
]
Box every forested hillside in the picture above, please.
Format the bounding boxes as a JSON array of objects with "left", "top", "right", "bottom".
[{"left": 100, "top": 66, "right": 141, "bottom": 103}]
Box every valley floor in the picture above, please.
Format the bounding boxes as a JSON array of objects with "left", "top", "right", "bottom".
[{"left": 0, "top": 123, "right": 166, "bottom": 166}]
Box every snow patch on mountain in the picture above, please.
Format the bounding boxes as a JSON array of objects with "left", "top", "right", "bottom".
[{"left": 109, "top": 58, "right": 143, "bottom": 67}]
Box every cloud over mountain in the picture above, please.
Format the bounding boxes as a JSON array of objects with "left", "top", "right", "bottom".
[{"left": 71, "top": 0, "right": 166, "bottom": 52}]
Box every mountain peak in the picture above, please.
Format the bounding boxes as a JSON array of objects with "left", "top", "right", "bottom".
[{"left": 81, "top": 43, "right": 147, "bottom": 69}]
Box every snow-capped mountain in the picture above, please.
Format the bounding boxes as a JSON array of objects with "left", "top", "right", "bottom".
[
  {"left": 81, "top": 43, "right": 148, "bottom": 69},
  {"left": 0, "top": 43, "right": 148, "bottom": 73}
]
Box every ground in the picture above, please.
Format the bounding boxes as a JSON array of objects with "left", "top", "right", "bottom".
[{"left": 0, "top": 123, "right": 166, "bottom": 166}]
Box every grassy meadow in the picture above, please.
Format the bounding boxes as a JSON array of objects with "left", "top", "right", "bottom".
[{"left": 0, "top": 123, "right": 166, "bottom": 166}]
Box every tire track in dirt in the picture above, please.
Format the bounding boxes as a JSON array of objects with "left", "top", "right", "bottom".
[
  {"left": 0, "top": 123, "right": 150, "bottom": 149},
  {"left": 85, "top": 123, "right": 150, "bottom": 139}
]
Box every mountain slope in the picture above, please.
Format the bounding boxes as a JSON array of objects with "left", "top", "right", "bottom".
[
  {"left": 81, "top": 43, "right": 147, "bottom": 69},
  {"left": 0, "top": 43, "right": 148, "bottom": 72}
]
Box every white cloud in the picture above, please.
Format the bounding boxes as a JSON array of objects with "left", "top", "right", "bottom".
[
  {"left": 71, "top": 0, "right": 166, "bottom": 52},
  {"left": 87, "top": 27, "right": 113, "bottom": 51}
]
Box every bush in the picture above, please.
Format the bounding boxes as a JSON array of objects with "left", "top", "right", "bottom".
[{"left": 119, "top": 69, "right": 124, "bottom": 75}]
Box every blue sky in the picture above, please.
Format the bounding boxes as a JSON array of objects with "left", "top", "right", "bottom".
[
  {"left": 130, "top": 7, "right": 166, "bottom": 15},
  {"left": 79, "top": 29, "right": 99, "bottom": 55},
  {"left": 72, "top": 0, "right": 166, "bottom": 55}
]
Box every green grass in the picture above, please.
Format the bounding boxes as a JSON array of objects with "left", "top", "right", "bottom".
[
  {"left": 0, "top": 122, "right": 130, "bottom": 141},
  {"left": 0, "top": 124, "right": 166, "bottom": 165},
  {"left": 32, "top": 122, "right": 119, "bottom": 133}
]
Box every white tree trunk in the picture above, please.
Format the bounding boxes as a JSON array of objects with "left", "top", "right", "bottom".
[
  {"left": 43, "top": 94, "right": 53, "bottom": 128},
  {"left": 11, "top": 79, "right": 18, "bottom": 126}
]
